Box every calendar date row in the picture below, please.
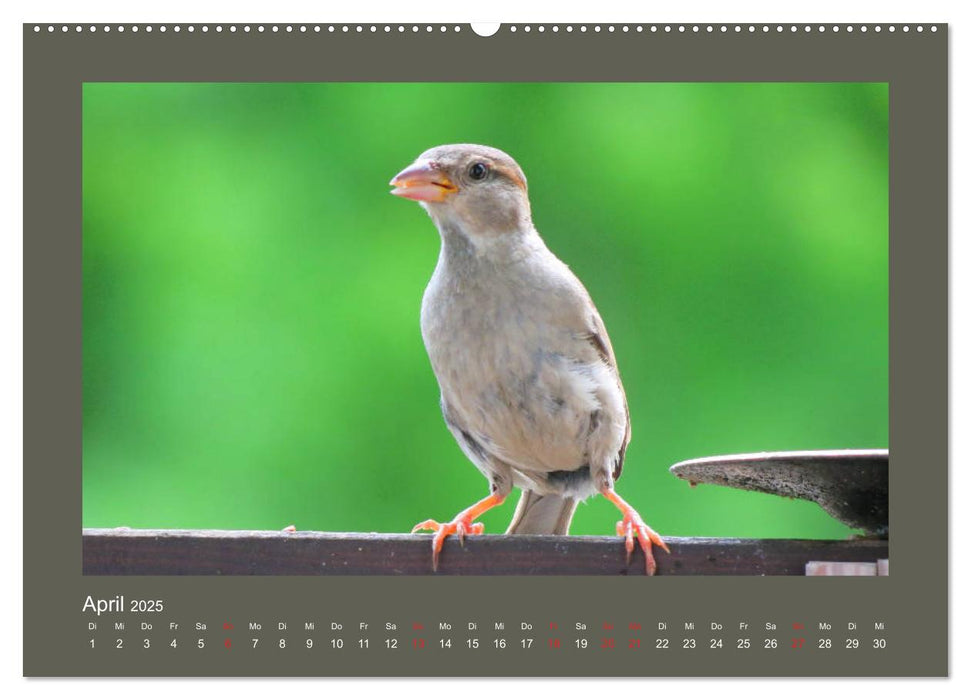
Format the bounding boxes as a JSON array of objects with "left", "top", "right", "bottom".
[{"left": 91, "top": 635, "right": 889, "bottom": 651}]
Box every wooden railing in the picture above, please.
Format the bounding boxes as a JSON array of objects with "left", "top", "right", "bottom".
[{"left": 82, "top": 528, "right": 888, "bottom": 576}]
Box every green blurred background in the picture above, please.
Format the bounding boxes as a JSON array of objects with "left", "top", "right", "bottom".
[{"left": 82, "top": 82, "right": 887, "bottom": 539}]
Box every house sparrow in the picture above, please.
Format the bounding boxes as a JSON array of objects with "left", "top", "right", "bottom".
[{"left": 390, "top": 144, "right": 668, "bottom": 574}]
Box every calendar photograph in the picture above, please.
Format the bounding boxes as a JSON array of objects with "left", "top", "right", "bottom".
[
  {"left": 81, "top": 81, "right": 889, "bottom": 576},
  {"left": 27, "top": 21, "right": 949, "bottom": 678}
]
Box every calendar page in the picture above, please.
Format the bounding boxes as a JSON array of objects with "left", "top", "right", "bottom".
[{"left": 23, "top": 21, "right": 946, "bottom": 677}]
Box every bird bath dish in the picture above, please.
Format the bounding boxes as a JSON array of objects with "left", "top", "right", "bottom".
[{"left": 669, "top": 449, "right": 888, "bottom": 537}]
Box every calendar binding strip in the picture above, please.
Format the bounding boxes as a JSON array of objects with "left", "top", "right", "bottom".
[{"left": 28, "top": 23, "right": 942, "bottom": 35}]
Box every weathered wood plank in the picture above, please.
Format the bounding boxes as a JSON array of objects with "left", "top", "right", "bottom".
[{"left": 82, "top": 528, "right": 888, "bottom": 576}]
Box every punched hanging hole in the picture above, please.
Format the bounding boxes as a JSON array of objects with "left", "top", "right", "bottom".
[{"left": 471, "top": 23, "right": 501, "bottom": 37}]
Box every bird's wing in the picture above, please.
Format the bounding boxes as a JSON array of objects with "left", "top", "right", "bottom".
[{"left": 581, "top": 301, "right": 631, "bottom": 481}]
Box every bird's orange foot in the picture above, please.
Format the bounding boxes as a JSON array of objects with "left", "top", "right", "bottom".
[
  {"left": 602, "top": 488, "right": 670, "bottom": 575},
  {"left": 410, "top": 493, "right": 505, "bottom": 572},
  {"left": 411, "top": 518, "right": 485, "bottom": 572},
  {"left": 615, "top": 511, "right": 668, "bottom": 575}
]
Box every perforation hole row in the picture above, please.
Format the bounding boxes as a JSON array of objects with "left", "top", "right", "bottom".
[
  {"left": 32, "top": 24, "right": 940, "bottom": 35},
  {"left": 31, "top": 24, "right": 467, "bottom": 34},
  {"left": 505, "top": 24, "right": 936, "bottom": 34}
]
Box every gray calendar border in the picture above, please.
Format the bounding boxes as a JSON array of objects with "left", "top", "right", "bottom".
[{"left": 23, "top": 23, "right": 947, "bottom": 677}]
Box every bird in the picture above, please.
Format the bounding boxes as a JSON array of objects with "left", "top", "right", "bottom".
[{"left": 389, "top": 144, "right": 668, "bottom": 574}]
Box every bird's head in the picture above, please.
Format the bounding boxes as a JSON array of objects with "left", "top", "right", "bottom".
[{"left": 390, "top": 144, "right": 532, "bottom": 238}]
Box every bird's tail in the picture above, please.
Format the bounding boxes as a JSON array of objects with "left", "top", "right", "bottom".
[{"left": 506, "top": 490, "right": 578, "bottom": 535}]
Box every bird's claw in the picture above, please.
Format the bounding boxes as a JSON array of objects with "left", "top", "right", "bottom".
[
  {"left": 411, "top": 493, "right": 505, "bottom": 572},
  {"left": 614, "top": 511, "right": 669, "bottom": 576},
  {"left": 602, "top": 488, "right": 669, "bottom": 576},
  {"left": 411, "top": 517, "right": 486, "bottom": 571},
  {"left": 616, "top": 519, "right": 636, "bottom": 564},
  {"left": 411, "top": 519, "right": 442, "bottom": 534}
]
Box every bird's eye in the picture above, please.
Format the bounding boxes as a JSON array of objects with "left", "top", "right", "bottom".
[{"left": 468, "top": 161, "right": 489, "bottom": 181}]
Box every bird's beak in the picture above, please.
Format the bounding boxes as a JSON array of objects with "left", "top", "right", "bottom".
[{"left": 389, "top": 160, "right": 458, "bottom": 202}]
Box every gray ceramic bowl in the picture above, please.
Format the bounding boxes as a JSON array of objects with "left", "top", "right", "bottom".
[{"left": 669, "top": 449, "right": 888, "bottom": 536}]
